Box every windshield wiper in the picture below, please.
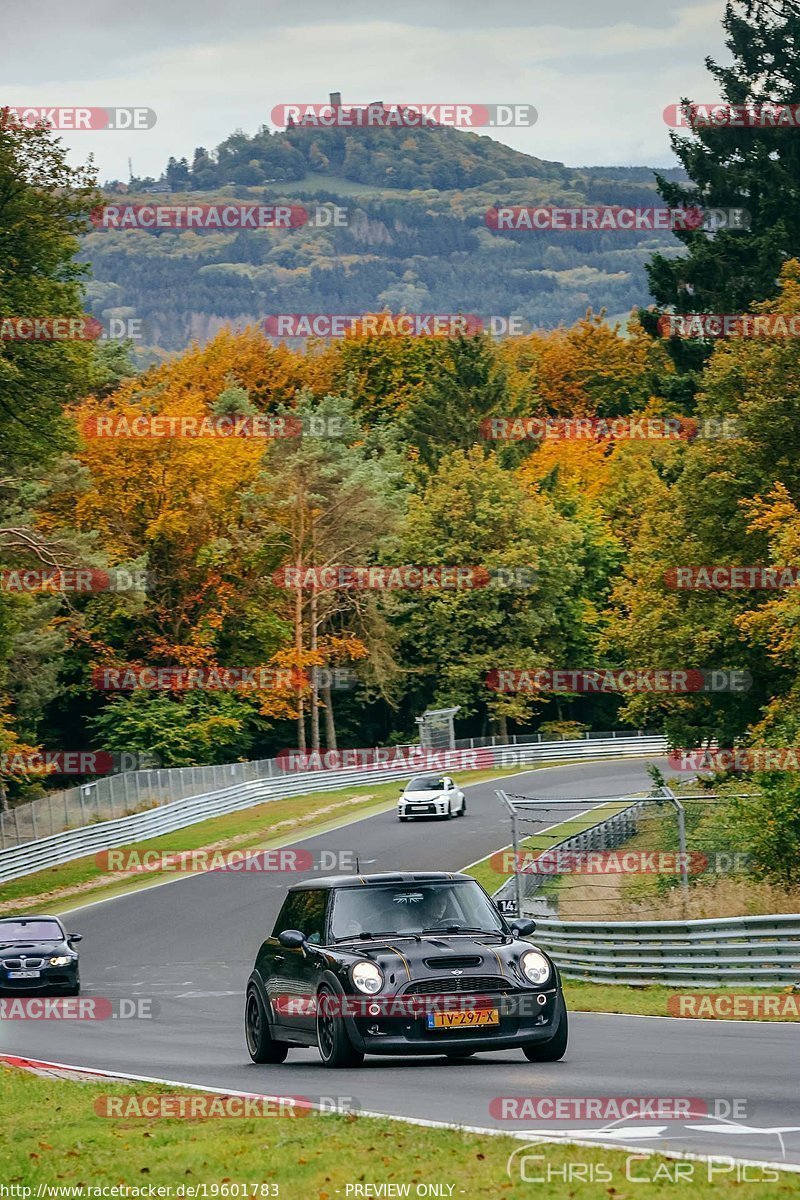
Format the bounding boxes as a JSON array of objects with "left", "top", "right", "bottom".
[
  {"left": 334, "top": 931, "right": 422, "bottom": 943},
  {"left": 420, "top": 925, "right": 502, "bottom": 936}
]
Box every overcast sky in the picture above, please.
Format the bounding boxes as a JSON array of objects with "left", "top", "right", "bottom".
[{"left": 4, "top": 0, "right": 729, "bottom": 181}]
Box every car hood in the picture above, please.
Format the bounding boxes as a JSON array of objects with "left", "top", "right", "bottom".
[
  {"left": 0, "top": 941, "right": 67, "bottom": 959},
  {"left": 343, "top": 933, "right": 546, "bottom": 987},
  {"left": 401, "top": 789, "right": 445, "bottom": 801}
]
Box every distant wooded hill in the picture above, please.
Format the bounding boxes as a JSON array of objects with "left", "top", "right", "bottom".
[{"left": 88, "top": 120, "right": 688, "bottom": 356}]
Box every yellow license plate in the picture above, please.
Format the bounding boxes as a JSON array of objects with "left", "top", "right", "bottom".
[{"left": 428, "top": 1008, "right": 500, "bottom": 1029}]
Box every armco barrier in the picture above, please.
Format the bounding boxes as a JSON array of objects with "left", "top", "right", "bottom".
[
  {"left": 0, "top": 728, "right": 662, "bottom": 849},
  {"left": 527, "top": 913, "right": 800, "bottom": 987},
  {"left": 0, "top": 734, "right": 667, "bottom": 884}
]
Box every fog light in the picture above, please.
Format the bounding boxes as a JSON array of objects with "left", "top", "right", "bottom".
[
  {"left": 368, "top": 1003, "right": 381, "bottom": 1016},
  {"left": 537, "top": 994, "right": 547, "bottom": 1005}
]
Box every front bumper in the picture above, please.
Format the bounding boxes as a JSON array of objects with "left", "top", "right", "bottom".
[
  {"left": 398, "top": 798, "right": 449, "bottom": 818},
  {"left": 344, "top": 988, "right": 563, "bottom": 1055},
  {"left": 0, "top": 961, "right": 79, "bottom": 992}
]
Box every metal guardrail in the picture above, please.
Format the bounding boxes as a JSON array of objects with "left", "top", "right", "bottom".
[
  {"left": 0, "top": 727, "right": 662, "bottom": 850},
  {"left": 529, "top": 913, "right": 800, "bottom": 987},
  {"left": 0, "top": 733, "right": 667, "bottom": 884}
]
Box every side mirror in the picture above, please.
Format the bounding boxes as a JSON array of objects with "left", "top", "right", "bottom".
[
  {"left": 510, "top": 918, "right": 536, "bottom": 937},
  {"left": 68, "top": 933, "right": 83, "bottom": 943},
  {"left": 278, "top": 928, "right": 305, "bottom": 949}
]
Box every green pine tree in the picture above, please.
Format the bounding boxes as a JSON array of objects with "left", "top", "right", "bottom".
[{"left": 642, "top": 1, "right": 800, "bottom": 402}]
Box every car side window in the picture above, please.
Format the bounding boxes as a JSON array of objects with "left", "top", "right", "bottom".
[{"left": 273, "top": 889, "right": 329, "bottom": 944}]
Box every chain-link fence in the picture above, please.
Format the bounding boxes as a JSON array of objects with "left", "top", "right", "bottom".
[
  {"left": 493, "top": 788, "right": 738, "bottom": 922},
  {"left": 0, "top": 758, "right": 283, "bottom": 849}
]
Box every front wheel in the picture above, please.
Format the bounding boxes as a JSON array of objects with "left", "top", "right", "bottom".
[
  {"left": 317, "top": 986, "right": 364, "bottom": 1068},
  {"left": 245, "top": 984, "right": 289, "bottom": 1063},
  {"left": 458, "top": 796, "right": 466, "bottom": 817},
  {"left": 522, "top": 995, "right": 568, "bottom": 1062}
]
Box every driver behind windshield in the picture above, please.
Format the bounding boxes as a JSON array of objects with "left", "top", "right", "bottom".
[
  {"left": 417, "top": 888, "right": 455, "bottom": 928},
  {"left": 331, "top": 881, "right": 503, "bottom": 941}
]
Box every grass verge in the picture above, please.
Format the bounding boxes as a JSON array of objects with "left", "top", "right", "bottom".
[
  {"left": 563, "top": 980, "right": 800, "bottom": 1021},
  {"left": 1, "top": 1064, "right": 795, "bottom": 1198}
]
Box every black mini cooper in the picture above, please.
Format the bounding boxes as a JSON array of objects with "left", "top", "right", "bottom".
[{"left": 245, "top": 871, "right": 567, "bottom": 1068}]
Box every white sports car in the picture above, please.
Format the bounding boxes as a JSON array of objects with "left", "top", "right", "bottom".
[{"left": 397, "top": 774, "right": 466, "bottom": 821}]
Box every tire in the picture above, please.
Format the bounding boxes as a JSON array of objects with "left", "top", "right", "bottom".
[
  {"left": 445, "top": 803, "right": 454, "bottom": 820},
  {"left": 459, "top": 796, "right": 466, "bottom": 817},
  {"left": 399, "top": 815, "right": 408, "bottom": 822},
  {"left": 522, "top": 995, "right": 568, "bottom": 1062},
  {"left": 245, "top": 983, "right": 289, "bottom": 1063},
  {"left": 316, "top": 986, "right": 364, "bottom": 1068},
  {"left": 62, "top": 981, "right": 80, "bottom": 997}
]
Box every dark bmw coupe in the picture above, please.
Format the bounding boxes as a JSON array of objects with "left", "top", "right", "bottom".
[
  {"left": 0, "top": 916, "right": 82, "bottom": 994},
  {"left": 245, "top": 871, "right": 567, "bottom": 1068}
]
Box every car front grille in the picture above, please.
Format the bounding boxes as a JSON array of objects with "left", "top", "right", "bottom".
[
  {"left": 423, "top": 956, "right": 483, "bottom": 970},
  {"left": 3, "top": 958, "right": 45, "bottom": 969},
  {"left": 405, "top": 975, "right": 512, "bottom": 995}
]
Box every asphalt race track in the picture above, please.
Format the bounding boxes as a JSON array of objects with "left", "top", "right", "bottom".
[{"left": 2, "top": 757, "right": 798, "bottom": 1169}]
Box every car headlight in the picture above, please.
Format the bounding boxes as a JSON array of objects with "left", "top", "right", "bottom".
[
  {"left": 351, "top": 961, "right": 384, "bottom": 994},
  {"left": 520, "top": 950, "right": 551, "bottom": 985},
  {"left": 49, "top": 956, "right": 75, "bottom": 967}
]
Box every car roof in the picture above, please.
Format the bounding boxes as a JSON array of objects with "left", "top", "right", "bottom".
[
  {"left": 287, "top": 871, "right": 474, "bottom": 891},
  {"left": 0, "top": 915, "right": 64, "bottom": 927},
  {"left": 0, "top": 916, "right": 62, "bottom": 926}
]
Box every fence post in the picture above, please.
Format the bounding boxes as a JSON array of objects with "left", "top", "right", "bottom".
[
  {"left": 660, "top": 786, "right": 689, "bottom": 905},
  {"left": 497, "top": 790, "right": 524, "bottom": 917}
]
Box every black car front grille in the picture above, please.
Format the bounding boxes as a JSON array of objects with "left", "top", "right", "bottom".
[
  {"left": 405, "top": 975, "right": 512, "bottom": 995},
  {"left": 3, "top": 958, "right": 44, "bottom": 969},
  {"left": 423, "top": 956, "right": 482, "bottom": 970}
]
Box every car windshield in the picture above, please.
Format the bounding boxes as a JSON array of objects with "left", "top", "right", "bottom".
[
  {"left": 0, "top": 919, "right": 62, "bottom": 942},
  {"left": 407, "top": 775, "right": 446, "bottom": 791},
  {"left": 330, "top": 881, "right": 504, "bottom": 940}
]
